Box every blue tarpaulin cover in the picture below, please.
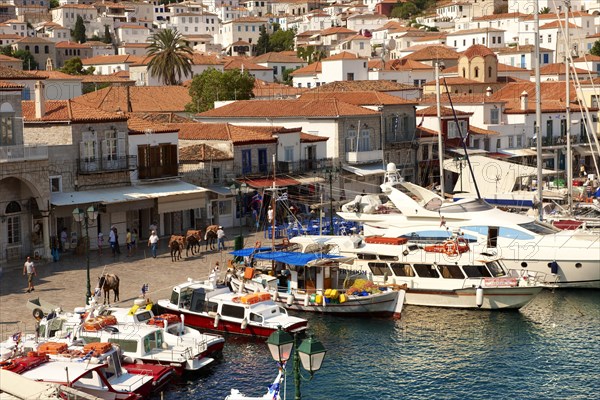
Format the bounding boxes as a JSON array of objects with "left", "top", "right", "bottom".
[
  {"left": 229, "top": 247, "right": 272, "bottom": 257},
  {"left": 229, "top": 249, "right": 341, "bottom": 266}
]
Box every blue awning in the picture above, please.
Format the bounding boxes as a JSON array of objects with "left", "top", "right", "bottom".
[
  {"left": 229, "top": 247, "right": 272, "bottom": 257},
  {"left": 254, "top": 251, "right": 342, "bottom": 266}
]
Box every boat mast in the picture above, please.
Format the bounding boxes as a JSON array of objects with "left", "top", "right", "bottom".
[
  {"left": 435, "top": 59, "right": 445, "bottom": 198},
  {"left": 534, "top": 1, "right": 543, "bottom": 220},
  {"left": 565, "top": 0, "right": 573, "bottom": 214},
  {"left": 271, "top": 154, "right": 276, "bottom": 253}
]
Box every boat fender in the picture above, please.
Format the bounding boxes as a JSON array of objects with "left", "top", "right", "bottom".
[
  {"left": 123, "top": 356, "right": 135, "bottom": 364},
  {"left": 213, "top": 314, "right": 221, "bottom": 328},
  {"left": 476, "top": 286, "right": 484, "bottom": 308},
  {"left": 180, "top": 314, "right": 185, "bottom": 335},
  {"left": 238, "top": 281, "right": 245, "bottom": 294},
  {"left": 241, "top": 318, "right": 248, "bottom": 330},
  {"left": 162, "top": 342, "right": 169, "bottom": 349},
  {"left": 286, "top": 294, "right": 294, "bottom": 306},
  {"left": 163, "top": 319, "right": 168, "bottom": 331},
  {"left": 303, "top": 295, "right": 309, "bottom": 307},
  {"left": 549, "top": 261, "right": 559, "bottom": 275},
  {"left": 272, "top": 291, "right": 278, "bottom": 302}
]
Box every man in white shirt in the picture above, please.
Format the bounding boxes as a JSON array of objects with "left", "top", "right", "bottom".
[
  {"left": 267, "top": 206, "right": 274, "bottom": 224},
  {"left": 148, "top": 230, "right": 159, "bottom": 258},
  {"left": 23, "top": 256, "right": 36, "bottom": 293},
  {"left": 217, "top": 226, "right": 226, "bottom": 251}
]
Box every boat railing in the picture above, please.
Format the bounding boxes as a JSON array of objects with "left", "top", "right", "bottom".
[{"left": 507, "top": 269, "right": 559, "bottom": 287}]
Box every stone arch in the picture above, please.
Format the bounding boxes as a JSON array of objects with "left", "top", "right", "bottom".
[{"left": 0, "top": 102, "right": 14, "bottom": 112}]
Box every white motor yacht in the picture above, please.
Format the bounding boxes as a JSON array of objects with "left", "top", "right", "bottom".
[{"left": 337, "top": 163, "right": 600, "bottom": 289}]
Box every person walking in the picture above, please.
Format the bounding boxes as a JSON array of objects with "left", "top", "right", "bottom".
[
  {"left": 60, "top": 227, "right": 68, "bottom": 252},
  {"left": 97, "top": 231, "right": 104, "bottom": 255},
  {"left": 109, "top": 227, "right": 116, "bottom": 256},
  {"left": 132, "top": 228, "right": 138, "bottom": 251},
  {"left": 126, "top": 228, "right": 132, "bottom": 257},
  {"left": 114, "top": 227, "right": 121, "bottom": 254},
  {"left": 148, "top": 230, "right": 159, "bottom": 258},
  {"left": 23, "top": 256, "right": 36, "bottom": 293},
  {"left": 217, "top": 226, "right": 226, "bottom": 251}
]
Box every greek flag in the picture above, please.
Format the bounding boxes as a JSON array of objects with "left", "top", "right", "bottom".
[
  {"left": 276, "top": 192, "right": 288, "bottom": 202},
  {"left": 78, "top": 350, "right": 94, "bottom": 362},
  {"left": 12, "top": 332, "right": 21, "bottom": 343},
  {"left": 141, "top": 283, "right": 149, "bottom": 296}
]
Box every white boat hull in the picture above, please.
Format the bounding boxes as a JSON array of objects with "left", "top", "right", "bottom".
[{"left": 402, "top": 286, "right": 543, "bottom": 309}]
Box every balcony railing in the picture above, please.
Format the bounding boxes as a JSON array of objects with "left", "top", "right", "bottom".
[
  {"left": 528, "top": 135, "right": 589, "bottom": 147},
  {"left": 386, "top": 133, "right": 413, "bottom": 143},
  {"left": 345, "top": 150, "right": 384, "bottom": 164},
  {"left": 77, "top": 155, "right": 137, "bottom": 174},
  {"left": 0, "top": 144, "right": 48, "bottom": 163},
  {"left": 236, "top": 158, "right": 333, "bottom": 177},
  {"left": 138, "top": 163, "right": 179, "bottom": 180}
]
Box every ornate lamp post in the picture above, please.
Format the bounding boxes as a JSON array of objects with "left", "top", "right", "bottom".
[
  {"left": 72, "top": 205, "right": 98, "bottom": 304},
  {"left": 266, "top": 327, "right": 327, "bottom": 400}
]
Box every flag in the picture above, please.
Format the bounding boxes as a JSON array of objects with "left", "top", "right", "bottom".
[
  {"left": 417, "top": 114, "right": 425, "bottom": 127},
  {"left": 276, "top": 192, "right": 288, "bottom": 202},
  {"left": 462, "top": 129, "right": 470, "bottom": 145},
  {"left": 12, "top": 332, "right": 21, "bottom": 343},
  {"left": 141, "top": 283, "right": 149, "bottom": 296}
]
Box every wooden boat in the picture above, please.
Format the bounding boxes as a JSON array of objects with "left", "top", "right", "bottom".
[
  {"left": 228, "top": 252, "right": 405, "bottom": 318},
  {"left": 156, "top": 276, "right": 308, "bottom": 338}
]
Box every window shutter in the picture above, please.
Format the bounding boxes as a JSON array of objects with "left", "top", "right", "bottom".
[
  {"left": 117, "top": 131, "right": 126, "bottom": 157},
  {"left": 101, "top": 139, "right": 108, "bottom": 159},
  {"left": 79, "top": 141, "right": 85, "bottom": 159}
]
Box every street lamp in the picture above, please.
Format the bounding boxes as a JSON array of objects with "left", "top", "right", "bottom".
[
  {"left": 266, "top": 327, "right": 327, "bottom": 400},
  {"left": 230, "top": 182, "right": 248, "bottom": 252},
  {"left": 72, "top": 205, "right": 98, "bottom": 304}
]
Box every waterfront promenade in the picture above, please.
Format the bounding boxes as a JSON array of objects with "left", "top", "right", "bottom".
[{"left": 0, "top": 233, "right": 261, "bottom": 339}]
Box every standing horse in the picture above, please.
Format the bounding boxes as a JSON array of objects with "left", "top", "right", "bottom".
[
  {"left": 98, "top": 274, "right": 120, "bottom": 305},
  {"left": 169, "top": 235, "right": 184, "bottom": 261},
  {"left": 185, "top": 229, "right": 202, "bottom": 256},
  {"left": 204, "top": 225, "right": 219, "bottom": 251}
]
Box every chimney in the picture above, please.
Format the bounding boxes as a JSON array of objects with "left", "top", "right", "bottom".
[
  {"left": 34, "top": 80, "right": 45, "bottom": 119},
  {"left": 520, "top": 90, "right": 528, "bottom": 110},
  {"left": 486, "top": 87, "right": 493, "bottom": 97}
]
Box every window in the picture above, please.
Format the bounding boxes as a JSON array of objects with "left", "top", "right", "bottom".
[
  {"left": 212, "top": 167, "right": 220, "bottom": 183},
  {"left": 390, "top": 263, "right": 415, "bottom": 277},
  {"left": 44, "top": 45, "right": 49, "bottom": 54},
  {"left": 272, "top": 65, "right": 277, "bottom": 75},
  {"left": 463, "top": 265, "right": 492, "bottom": 278},
  {"left": 462, "top": 67, "right": 466, "bottom": 77},
  {"left": 413, "top": 264, "right": 440, "bottom": 278},
  {"left": 284, "top": 146, "right": 293, "bottom": 162},
  {"left": 221, "top": 304, "right": 245, "bottom": 319},
  {"left": 474, "top": 67, "right": 479, "bottom": 78},
  {"left": 258, "top": 148, "right": 267, "bottom": 173},
  {"left": 447, "top": 120, "right": 468, "bottom": 139},
  {"left": 508, "top": 136, "right": 514, "bottom": 148},
  {"left": 496, "top": 138, "right": 501, "bottom": 149},
  {"left": 34, "top": 45, "right": 39, "bottom": 54},
  {"left": 50, "top": 176, "right": 62, "bottom": 192},
  {"left": 368, "top": 262, "right": 389, "bottom": 276},
  {"left": 488, "top": 66, "right": 492, "bottom": 78},
  {"left": 104, "top": 130, "right": 117, "bottom": 160},
  {"left": 0, "top": 110, "right": 14, "bottom": 145},
  {"left": 548, "top": 34, "right": 551, "bottom": 43},
  {"left": 490, "top": 108, "right": 499, "bottom": 124},
  {"left": 346, "top": 72, "right": 354, "bottom": 81},
  {"left": 358, "top": 128, "right": 370, "bottom": 151},
  {"left": 242, "top": 149, "right": 252, "bottom": 173},
  {"left": 345, "top": 129, "right": 357, "bottom": 152},
  {"left": 438, "top": 265, "right": 465, "bottom": 279},
  {"left": 516, "top": 135, "right": 523, "bottom": 147},
  {"left": 422, "top": 144, "right": 429, "bottom": 160},
  {"left": 473, "top": 139, "right": 480, "bottom": 149}
]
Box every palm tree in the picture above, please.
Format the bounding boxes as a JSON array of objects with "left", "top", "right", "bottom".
[{"left": 146, "top": 29, "right": 193, "bottom": 85}]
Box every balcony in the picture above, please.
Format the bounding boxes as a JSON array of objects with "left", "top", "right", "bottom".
[
  {"left": 345, "top": 150, "right": 384, "bottom": 164},
  {"left": 138, "top": 163, "right": 179, "bottom": 180},
  {"left": 0, "top": 144, "right": 48, "bottom": 163},
  {"left": 277, "top": 158, "right": 333, "bottom": 174},
  {"left": 386, "top": 132, "right": 412, "bottom": 143},
  {"left": 77, "top": 155, "right": 137, "bottom": 174}
]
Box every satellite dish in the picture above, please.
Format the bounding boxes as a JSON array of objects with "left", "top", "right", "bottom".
[{"left": 385, "top": 38, "right": 396, "bottom": 51}]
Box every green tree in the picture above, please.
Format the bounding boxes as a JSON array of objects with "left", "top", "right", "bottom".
[
  {"left": 104, "top": 25, "right": 112, "bottom": 44},
  {"left": 297, "top": 46, "right": 326, "bottom": 63},
  {"left": 73, "top": 15, "right": 86, "bottom": 43},
  {"left": 591, "top": 40, "right": 600, "bottom": 57},
  {"left": 13, "top": 49, "right": 38, "bottom": 70},
  {"left": 60, "top": 57, "right": 95, "bottom": 75},
  {"left": 146, "top": 28, "right": 193, "bottom": 85},
  {"left": 185, "top": 68, "right": 255, "bottom": 113},
  {"left": 391, "top": 2, "right": 418, "bottom": 19},
  {"left": 256, "top": 25, "right": 270, "bottom": 56},
  {"left": 269, "top": 28, "right": 295, "bottom": 52},
  {"left": 539, "top": 7, "right": 551, "bottom": 14},
  {"left": 50, "top": 0, "right": 59, "bottom": 8}
]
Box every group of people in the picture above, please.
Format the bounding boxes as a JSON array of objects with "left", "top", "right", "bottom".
[{"left": 97, "top": 227, "right": 138, "bottom": 257}]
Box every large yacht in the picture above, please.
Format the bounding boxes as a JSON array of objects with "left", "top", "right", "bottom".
[{"left": 337, "top": 164, "right": 600, "bottom": 289}]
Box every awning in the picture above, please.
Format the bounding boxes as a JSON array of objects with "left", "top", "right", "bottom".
[
  {"left": 51, "top": 180, "right": 208, "bottom": 207},
  {"left": 294, "top": 176, "right": 326, "bottom": 185},
  {"left": 228, "top": 250, "right": 343, "bottom": 266},
  {"left": 501, "top": 149, "right": 538, "bottom": 157},
  {"left": 448, "top": 148, "right": 488, "bottom": 156},
  {"left": 342, "top": 163, "right": 386, "bottom": 177},
  {"left": 205, "top": 185, "right": 235, "bottom": 196},
  {"left": 241, "top": 177, "right": 301, "bottom": 188},
  {"left": 575, "top": 146, "right": 595, "bottom": 157}
]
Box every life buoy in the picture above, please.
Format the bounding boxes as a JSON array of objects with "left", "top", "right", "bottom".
[
  {"left": 254, "top": 241, "right": 262, "bottom": 249},
  {"left": 443, "top": 240, "right": 458, "bottom": 256},
  {"left": 456, "top": 237, "right": 469, "bottom": 253},
  {"left": 232, "top": 296, "right": 241, "bottom": 303}
]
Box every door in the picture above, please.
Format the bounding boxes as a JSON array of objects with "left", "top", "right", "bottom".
[
  {"left": 520, "top": 54, "right": 526, "bottom": 68},
  {"left": 546, "top": 120, "right": 553, "bottom": 145},
  {"left": 487, "top": 226, "right": 498, "bottom": 248},
  {"left": 258, "top": 149, "right": 267, "bottom": 173}
]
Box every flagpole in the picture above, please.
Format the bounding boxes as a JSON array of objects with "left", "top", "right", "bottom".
[{"left": 435, "top": 60, "right": 445, "bottom": 198}]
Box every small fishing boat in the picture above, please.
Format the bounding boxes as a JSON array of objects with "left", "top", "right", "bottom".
[
  {"left": 289, "top": 235, "right": 550, "bottom": 310},
  {"left": 156, "top": 275, "right": 308, "bottom": 338},
  {"left": 228, "top": 249, "right": 405, "bottom": 318}
]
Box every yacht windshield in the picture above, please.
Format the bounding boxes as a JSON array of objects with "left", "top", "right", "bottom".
[
  {"left": 441, "top": 199, "right": 494, "bottom": 213},
  {"left": 518, "top": 221, "right": 560, "bottom": 235}
]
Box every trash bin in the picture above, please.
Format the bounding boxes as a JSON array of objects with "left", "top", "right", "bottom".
[{"left": 234, "top": 235, "right": 244, "bottom": 262}]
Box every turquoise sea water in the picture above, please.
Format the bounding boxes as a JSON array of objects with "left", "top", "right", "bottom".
[{"left": 163, "top": 290, "right": 600, "bottom": 400}]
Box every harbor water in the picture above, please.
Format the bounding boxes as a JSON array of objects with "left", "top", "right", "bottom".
[{"left": 164, "top": 289, "right": 600, "bottom": 399}]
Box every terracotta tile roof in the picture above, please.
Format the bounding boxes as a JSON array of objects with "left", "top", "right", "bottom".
[
  {"left": 56, "top": 41, "right": 91, "bottom": 49},
  {"left": 423, "top": 76, "right": 484, "bottom": 86},
  {"left": 81, "top": 54, "right": 143, "bottom": 65},
  {"left": 197, "top": 98, "right": 379, "bottom": 118},
  {"left": 300, "top": 91, "right": 416, "bottom": 106},
  {"left": 223, "top": 58, "right": 271, "bottom": 71},
  {"left": 340, "top": 34, "right": 371, "bottom": 42},
  {"left": 472, "top": 12, "right": 526, "bottom": 21},
  {"left": 55, "top": 4, "right": 95, "bottom": 9},
  {"left": 369, "top": 58, "right": 433, "bottom": 71},
  {"left": 317, "top": 80, "right": 415, "bottom": 92},
  {"left": 572, "top": 55, "right": 600, "bottom": 62},
  {"left": 495, "top": 45, "right": 554, "bottom": 54},
  {"left": 324, "top": 51, "right": 366, "bottom": 61},
  {"left": 253, "top": 79, "right": 306, "bottom": 98},
  {"left": 14, "top": 36, "right": 54, "bottom": 44},
  {"left": 119, "top": 43, "right": 149, "bottom": 48},
  {"left": 462, "top": 44, "right": 496, "bottom": 60},
  {"left": 230, "top": 16, "right": 268, "bottom": 23},
  {"left": 22, "top": 100, "right": 127, "bottom": 122},
  {"left": 252, "top": 51, "right": 304, "bottom": 64},
  {"left": 300, "top": 132, "right": 328, "bottom": 142},
  {"left": 469, "top": 125, "right": 499, "bottom": 135},
  {"left": 231, "top": 40, "right": 251, "bottom": 46},
  {"left": 28, "top": 70, "right": 83, "bottom": 80},
  {"left": 79, "top": 74, "right": 134, "bottom": 83},
  {"left": 402, "top": 45, "right": 460, "bottom": 61},
  {"left": 537, "top": 63, "right": 590, "bottom": 75},
  {"left": 72, "top": 86, "right": 191, "bottom": 113},
  {"left": 179, "top": 143, "right": 232, "bottom": 162},
  {"left": 0, "top": 54, "right": 20, "bottom": 62},
  {"left": 296, "top": 30, "right": 320, "bottom": 38},
  {"left": 0, "top": 81, "right": 24, "bottom": 89},
  {"left": 413, "top": 33, "right": 447, "bottom": 42},
  {"left": 117, "top": 24, "right": 149, "bottom": 30},
  {"left": 289, "top": 61, "right": 321, "bottom": 76},
  {"left": 497, "top": 63, "right": 529, "bottom": 72},
  {"left": 523, "top": 11, "right": 591, "bottom": 21},
  {"left": 112, "top": 70, "right": 130, "bottom": 78},
  {"left": 540, "top": 20, "right": 580, "bottom": 30},
  {"left": 128, "top": 116, "right": 178, "bottom": 134},
  {"left": 140, "top": 113, "right": 190, "bottom": 124},
  {"left": 488, "top": 81, "right": 594, "bottom": 113},
  {"left": 85, "top": 40, "right": 113, "bottom": 47},
  {"left": 170, "top": 122, "right": 278, "bottom": 144},
  {"left": 0, "top": 34, "right": 25, "bottom": 40},
  {"left": 0, "top": 65, "right": 40, "bottom": 79},
  {"left": 446, "top": 27, "right": 504, "bottom": 36},
  {"left": 319, "top": 26, "right": 356, "bottom": 36},
  {"left": 417, "top": 105, "right": 472, "bottom": 117},
  {"left": 418, "top": 93, "right": 499, "bottom": 106}
]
